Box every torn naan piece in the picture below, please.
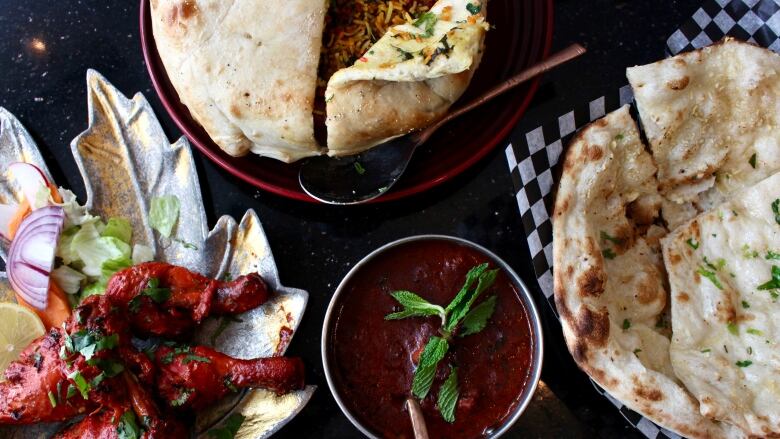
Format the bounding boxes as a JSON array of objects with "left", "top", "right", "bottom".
[
  {"left": 553, "top": 106, "right": 742, "bottom": 438},
  {"left": 324, "top": 0, "right": 488, "bottom": 156},
  {"left": 627, "top": 38, "right": 780, "bottom": 228},
  {"left": 664, "top": 172, "right": 780, "bottom": 437},
  {"left": 151, "top": 0, "right": 326, "bottom": 162}
]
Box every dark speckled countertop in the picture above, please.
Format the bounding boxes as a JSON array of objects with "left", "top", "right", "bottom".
[{"left": 0, "top": 1, "right": 700, "bottom": 438}]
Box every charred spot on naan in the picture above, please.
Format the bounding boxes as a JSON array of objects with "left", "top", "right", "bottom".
[
  {"left": 666, "top": 76, "right": 690, "bottom": 91},
  {"left": 631, "top": 375, "right": 664, "bottom": 402},
  {"left": 576, "top": 266, "right": 605, "bottom": 297},
  {"left": 165, "top": 0, "right": 198, "bottom": 25}
]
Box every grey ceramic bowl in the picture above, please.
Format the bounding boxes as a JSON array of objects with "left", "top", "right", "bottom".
[{"left": 321, "top": 235, "right": 544, "bottom": 438}]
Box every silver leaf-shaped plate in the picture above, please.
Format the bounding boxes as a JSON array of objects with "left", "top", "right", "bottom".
[{"left": 0, "top": 70, "right": 314, "bottom": 439}]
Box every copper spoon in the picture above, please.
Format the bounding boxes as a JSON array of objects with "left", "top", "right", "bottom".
[
  {"left": 298, "top": 43, "right": 587, "bottom": 205},
  {"left": 406, "top": 398, "right": 430, "bottom": 439}
]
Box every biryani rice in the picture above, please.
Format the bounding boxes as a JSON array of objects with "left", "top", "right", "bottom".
[{"left": 319, "top": 0, "right": 438, "bottom": 83}]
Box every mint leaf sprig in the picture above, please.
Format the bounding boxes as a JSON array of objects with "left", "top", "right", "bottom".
[{"left": 384, "top": 263, "right": 499, "bottom": 423}]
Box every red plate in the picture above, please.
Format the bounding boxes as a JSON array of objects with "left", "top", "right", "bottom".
[{"left": 140, "top": 0, "right": 553, "bottom": 203}]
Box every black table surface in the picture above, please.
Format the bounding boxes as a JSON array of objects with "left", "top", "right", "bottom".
[{"left": 0, "top": 1, "right": 701, "bottom": 438}]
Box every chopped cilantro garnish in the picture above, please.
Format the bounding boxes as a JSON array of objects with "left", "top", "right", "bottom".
[
  {"left": 633, "top": 348, "right": 642, "bottom": 354},
  {"left": 742, "top": 300, "right": 750, "bottom": 309},
  {"left": 67, "top": 370, "right": 90, "bottom": 399},
  {"left": 622, "top": 319, "right": 631, "bottom": 330},
  {"left": 181, "top": 354, "right": 211, "bottom": 365},
  {"left": 413, "top": 12, "right": 438, "bottom": 37},
  {"left": 749, "top": 153, "right": 757, "bottom": 169},
  {"left": 766, "top": 250, "right": 780, "bottom": 260},
  {"left": 773, "top": 199, "right": 780, "bottom": 226},
  {"left": 466, "top": 2, "right": 482, "bottom": 15},
  {"left": 727, "top": 322, "right": 739, "bottom": 335},
  {"left": 602, "top": 248, "right": 616, "bottom": 259},
  {"left": 48, "top": 390, "right": 57, "bottom": 408},
  {"left": 757, "top": 265, "right": 780, "bottom": 291},
  {"left": 701, "top": 348, "right": 711, "bottom": 353},
  {"left": 354, "top": 162, "right": 366, "bottom": 175},
  {"left": 735, "top": 360, "right": 752, "bottom": 367},
  {"left": 600, "top": 231, "right": 624, "bottom": 245},
  {"left": 697, "top": 266, "right": 723, "bottom": 289},
  {"left": 747, "top": 328, "right": 763, "bottom": 336},
  {"left": 170, "top": 388, "right": 193, "bottom": 407},
  {"left": 742, "top": 244, "right": 759, "bottom": 258},
  {"left": 686, "top": 238, "right": 699, "bottom": 250}
]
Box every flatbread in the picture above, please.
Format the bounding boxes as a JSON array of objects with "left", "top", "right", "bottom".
[
  {"left": 663, "top": 172, "right": 780, "bottom": 437},
  {"left": 324, "top": 0, "right": 488, "bottom": 156},
  {"left": 627, "top": 38, "right": 780, "bottom": 227},
  {"left": 553, "top": 106, "right": 741, "bottom": 438},
  {"left": 151, "top": 0, "right": 325, "bottom": 162}
]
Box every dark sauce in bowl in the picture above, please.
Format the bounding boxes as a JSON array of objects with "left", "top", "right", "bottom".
[{"left": 326, "top": 239, "right": 535, "bottom": 439}]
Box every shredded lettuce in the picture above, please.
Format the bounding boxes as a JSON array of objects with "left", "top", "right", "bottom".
[
  {"left": 149, "top": 195, "right": 180, "bottom": 238},
  {"left": 56, "top": 188, "right": 99, "bottom": 227},
  {"left": 71, "top": 222, "right": 131, "bottom": 277},
  {"left": 51, "top": 265, "right": 86, "bottom": 295},
  {"left": 56, "top": 227, "right": 79, "bottom": 265},
  {"left": 132, "top": 244, "right": 155, "bottom": 264},
  {"left": 102, "top": 217, "right": 132, "bottom": 243},
  {"left": 81, "top": 282, "right": 106, "bottom": 299},
  {"left": 100, "top": 257, "right": 132, "bottom": 280}
]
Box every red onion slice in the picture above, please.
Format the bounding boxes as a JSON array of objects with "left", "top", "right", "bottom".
[{"left": 7, "top": 205, "right": 65, "bottom": 309}]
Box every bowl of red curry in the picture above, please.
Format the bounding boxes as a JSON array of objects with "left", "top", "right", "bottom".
[{"left": 322, "top": 235, "right": 543, "bottom": 438}]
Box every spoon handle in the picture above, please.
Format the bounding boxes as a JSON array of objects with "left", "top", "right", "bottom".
[
  {"left": 418, "top": 43, "right": 586, "bottom": 143},
  {"left": 406, "top": 398, "right": 431, "bottom": 439}
]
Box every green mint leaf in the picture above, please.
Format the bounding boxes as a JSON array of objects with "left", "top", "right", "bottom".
[
  {"left": 466, "top": 2, "right": 481, "bottom": 14},
  {"left": 411, "top": 336, "right": 449, "bottom": 399},
  {"left": 385, "top": 291, "right": 446, "bottom": 322},
  {"left": 208, "top": 413, "right": 246, "bottom": 439},
  {"left": 445, "top": 268, "right": 498, "bottom": 332},
  {"left": 459, "top": 295, "right": 497, "bottom": 337},
  {"left": 445, "top": 263, "right": 488, "bottom": 315},
  {"left": 758, "top": 265, "right": 780, "bottom": 290},
  {"left": 413, "top": 12, "right": 438, "bottom": 37},
  {"left": 437, "top": 366, "right": 459, "bottom": 423},
  {"left": 697, "top": 266, "right": 723, "bottom": 289},
  {"left": 600, "top": 231, "right": 624, "bottom": 245},
  {"left": 117, "top": 410, "right": 142, "bottom": 439},
  {"left": 773, "top": 199, "right": 780, "bottom": 226},
  {"left": 749, "top": 153, "right": 757, "bottom": 169},
  {"left": 149, "top": 195, "right": 181, "bottom": 238}
]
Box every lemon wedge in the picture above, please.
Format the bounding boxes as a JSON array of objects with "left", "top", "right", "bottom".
[{"left": 0, "top": 302, "right": 46, "bottom": 381}]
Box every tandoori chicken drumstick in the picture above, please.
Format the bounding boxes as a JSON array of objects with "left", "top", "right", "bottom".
[
  {"left": 104, "top": 262, "right": 270, "bottom": 338},
  {"left": 153, "top": 344, "right": 305, "bottom": 411}
]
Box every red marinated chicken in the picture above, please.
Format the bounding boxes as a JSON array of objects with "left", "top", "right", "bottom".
[
  {"left": 0, "top": 295, "right": 131, "bottom": 424},
  {"left": 105, "top": 262, "right": 270, "bottom": 338},
  {"left": 54, "top": 372, "right": 187, "bottom": 439},
  {"left": 0, "top": 262, "right": 304, "bottom": 436},
  {"left": 153, "top": 344, "right": 305, "bottom": 410}
]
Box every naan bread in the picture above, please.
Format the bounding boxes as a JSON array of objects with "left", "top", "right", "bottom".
[
  {"left": 627, "top": 38, "right": 780, "bottom": 227},
  {"left": 553, "top": 106, "right": 741, "bottom": 438},
  {"left": 324, "top": 0, "right": 488, "bottom": 156},
  {"left": 663, "top": 172, "right": 780, "bottom": 437},
  {"left": 151, "top": 0, "right": 325, "bottom": 162}
]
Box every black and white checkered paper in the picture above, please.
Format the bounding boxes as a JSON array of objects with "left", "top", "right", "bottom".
[{"left": 506, "top": 1, "right": 780, "bottom": 437}]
